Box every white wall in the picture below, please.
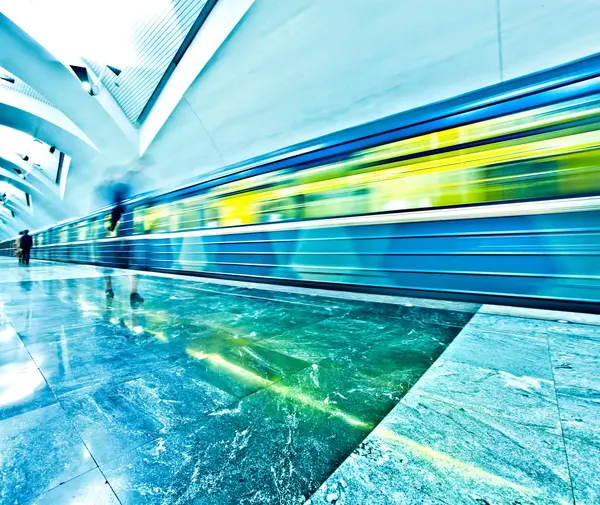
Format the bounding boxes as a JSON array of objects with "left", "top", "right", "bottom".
[
  {"left": 142, "top": 0, "right": 501, "bottom": 191},
  {"left": 79, "top": 0, "right": 600, "bottom": 204},
  {"left": 500, "top": 0, "right": 600, "bottom": 80}
]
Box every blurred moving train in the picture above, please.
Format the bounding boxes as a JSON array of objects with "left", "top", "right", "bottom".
[{"left": 2, "top": 57, "right": 600, "bottom": 312}]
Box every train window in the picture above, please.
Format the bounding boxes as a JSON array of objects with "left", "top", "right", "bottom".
[
  {"left": 219, "top": 193, "right": 258, "bottom": 227},
  {"left": 304, "top": 187, "right": 370, "bottom": 219},
  {"left": 204, "top": 205, "right": 219, "bottom": 227},
  {"left": 141, "top": 202, "right": 180, "bottom": 233},
  {"left": 142, "top": 206, "right": 155, "bottom": 233},
  {"left": 483, "top": 159, "right": 560, "bottom": 203},
  {"left": 77, "top": 221, "right": 88, "bottom": 241},
  {"left": 144, "top": 204, "right": 166, "bottom": 233},
  {"left": 88, "top": 218, "right": 97, "bottom": 240},
  {"left": 59, "top": 226, "right": 68, "bottom": 243},
  {"left": 259, "top": 195, "right": 304, "bottom": 222},
  {"left": 180, "top": 195, "right": 203, "bottom": 230},
  {"left": 133, "top": 206, "right": 146, "bottom": 234},
  {"left": 168, "top": 202, "right": 182, "bottom": 231}
]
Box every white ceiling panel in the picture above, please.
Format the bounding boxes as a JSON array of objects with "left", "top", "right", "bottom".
[
  {"left": 3, "top": 0, "right": 212, "bottom": 124},
  {"left": 0, "top": 67, "right": 53, "bottom": 106},
  {"left": 85, "top": 0, "right": 210, "bottom": 123}
]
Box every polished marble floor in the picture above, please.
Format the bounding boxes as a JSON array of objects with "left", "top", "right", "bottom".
[
  {"left": 309, "top": 310, "right": 600, "bottom": 505},
  {"left": 0, "top": 259, "right": 473, "bottom": 504},
  {"left": 0, "top": 258, "right": 598, "bottom": 505}
]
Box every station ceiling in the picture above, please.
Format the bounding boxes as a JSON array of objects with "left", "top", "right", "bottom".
[{"left": 0, "top": 0, "right": 253, "bottom": 239}]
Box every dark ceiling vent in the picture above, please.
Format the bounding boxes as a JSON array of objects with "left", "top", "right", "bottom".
[
  {"left": 107, "top": 65, "right": 122, "bottom": 77},
  {"left": 70, "top": 65, "right": 89, "bottom": 84},
  {"left": 1, "top": 75, "right": 15, "bottom": 84}
]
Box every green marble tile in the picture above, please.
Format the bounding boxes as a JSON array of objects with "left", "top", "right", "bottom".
[
  {"left": 101, "top": 366, "right": 372, "bottom": 504},
  {"left": 549, "top": 331, "right": 600, "bottom": 394},
  {"left": 468, "top": 314, "right": 550, "bottom": 339},
  {"left": 181, "top": 341, "right": 311, "bottom": 398},
  {"left": 556, "top": 389, "right": 600, "bottom": 505},
  {"left": 349, "top": 393, "right": 573, "bottom": 505},
  {"left": 441, "top": 327, "right": 555, "bottom": 380},
  {"left": 25, "top": 469, "right": 119, "bottom": 505},
  {"left": 27, "top": 334, "right": 163, "bottom": 396},
  {"left": 307, "top": 458, "right": 449, "bottom": 505},
  {"left": 351, "top": 303, "right": 475, "bottom": 328},
  {"left": 412, "top": 360, "right": 561, "bottom": 429},
  {"left": 258, "top": 316, "right": 391, "bottom": 367},
  {"left": 60, "top": 366, "right": 236, "bottom": 464}
]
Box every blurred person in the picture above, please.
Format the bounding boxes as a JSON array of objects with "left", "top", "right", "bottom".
[
  {"left": 20, "top": 230, "right": 33, "bottom": 265},
  {"left": 104, "top": 192, "right": 144, "bottom": 308},
  {"left": 15, "top": 231, "right": 23, "bottom": 264}
]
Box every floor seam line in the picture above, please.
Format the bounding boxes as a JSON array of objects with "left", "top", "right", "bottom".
[
  {"left": 544, "top": 330, "right": 577, "bottom": 505},
  {"left": 10, "top": 324, "right": 107, "bottom": 503}
]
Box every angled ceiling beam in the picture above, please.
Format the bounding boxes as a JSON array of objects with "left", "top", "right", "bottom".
[
  {"left": 0, "top": 220, "right": 18, "bottom": 238},
  {"left": 0, "top": 153, "right": 60, "bottom": 197},
  {"left": 0, "top": 206, "right": 30, "bottom": 233},
  {"left": 0, "top": 205, "right": 13, "bottom": 219},
  {"left": 0, "top": 166, "right": 64, "bottom": 220},
  {"left": 3, "top": 198, "right": 31, "bottom": 217},
  {"left": 3, "top": 199, "right": 34, "bottom": 226},
  {"left": 139, "top": 0, "right": 255, "bottom": 155},
  {"left": 0, "top": 13, "right": 138, "bottom": 163},
  {"left": 0, "top": 87, "right": 98, "bottom": 163}
]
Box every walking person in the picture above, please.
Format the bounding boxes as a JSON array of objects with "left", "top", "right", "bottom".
[
  {"left": 104, "top": 201, "right": 144, "bottom": 308},
  {"left": 20, "top": 230, "right": 33, "bottom": 266},
  {"left": 15, "top": 231, "right": 23, "bottom": 264}
]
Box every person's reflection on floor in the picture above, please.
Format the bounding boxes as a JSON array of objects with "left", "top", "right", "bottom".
[
  {"left": 19, "top": 266, "right": 32, "bottom": 292},
  {"left": 102, "top": 280, "right": 146, "bottom": 335},
  {"left": 19, "top": 279, "right": 32, "bottom": 292},
  {"left": 105, "top": 272, "right": 144, "bottom": 309},
  {"left": 130, "top": 304, "right": 146, "bottom": 335}
]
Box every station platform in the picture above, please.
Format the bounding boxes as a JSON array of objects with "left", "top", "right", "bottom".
[{"left": 1, "top": 257, "right": 598, "bottom": 505}]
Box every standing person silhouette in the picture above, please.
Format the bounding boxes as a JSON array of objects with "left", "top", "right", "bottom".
[
  {"left": 20, "top": 230, "right": 33, "bottom": 265},
  {"left": 15, "top": 231, "right": 23, "bottom": 264}
]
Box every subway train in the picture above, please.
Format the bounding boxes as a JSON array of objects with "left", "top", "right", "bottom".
[{"left": 2, "top": 56, "right": 600, "bottom": 312}]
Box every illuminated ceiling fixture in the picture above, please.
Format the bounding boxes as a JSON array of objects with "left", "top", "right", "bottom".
[{"left": 70, "top": 65, "right": 99, "bottom": 96}]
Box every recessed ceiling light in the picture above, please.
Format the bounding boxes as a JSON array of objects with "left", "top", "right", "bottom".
[{"left": 70, "top": 65, "right": 99, "bottom": 96}]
